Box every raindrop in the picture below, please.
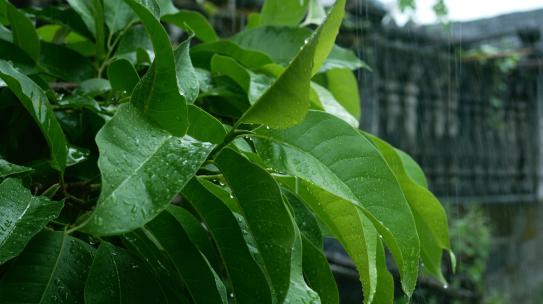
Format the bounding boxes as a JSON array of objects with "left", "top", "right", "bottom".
[
  {"left": 229, "top": 193, "right": 235, "bottom": 199},
  {"left": 443, "top": 284, "right": 449, "bottom": 289},
  {"left": 229, "top": 293, "right": 234, "bottom": 299}
]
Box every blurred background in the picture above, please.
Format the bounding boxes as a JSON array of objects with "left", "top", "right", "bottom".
[{"left": 11, "top": 0, "right": 543, "bottom": 302}]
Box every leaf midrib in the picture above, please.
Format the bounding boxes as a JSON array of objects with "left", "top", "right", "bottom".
[{"left": 39, "top": 234, "right": 66, "bottom": 304}]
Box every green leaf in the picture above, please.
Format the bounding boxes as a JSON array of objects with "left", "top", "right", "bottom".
[
  {"left": 325, "top": 68, "right": 361, "bottom": 119},
  {"left": 174, "top": 37, "right": 199, "bottom": 103},
  {"left": 367, "top": 134, "right": 450, "bottom": 283},
  {"left": 312, "top": 82, "right": 358, "bottom": 128},
  {"left": 142, "top": 210, "right": 228, "bottom": 304},
  {"left": 373, "top": 234, "right": 395, "bottom": 304},
  {"left": 107, "top": 59, "right": 140, "bottom": 94},
  {"left": 254, "top": 110, "right": 420, "bottom": 295},
  {"left": 162, "top": 10, "right": 218, "bottom": 42},
  {"left": 396, "top": 149, "right": 428, "bottom": 188},
  {"left": 0, "top": 178, "right": 63, "bottom": 264},
  {"left": 66, "top": 0, "right": 105, "bottom": 59},
  {"left": 0, "top": 39, "right": 35, "bottom": 72},
  {"left": 85, "top": 242, "right": 168, "bottom": 303},
  {"left": 103, "top": 0, "right": 137, "bottom": 35},
  {"left": 215, "top": 148, "right": 296, "bottom": 303},
  {"left": 76, "top": 78, "right": 111, "bottom": 97},
  {"left": 29, "top": 6, "right": 94, "bottom": 40},
  {"left": 156, "top": 0, "right": 178, "bottom": 16},
  {"left": 124, "top": 0, "right": 189, "bottom": 136},
  {"left": 260, "top": 0, "right": 309, "bottom": 26},
  {"left": 237, "top": 0, "right": 346, "bottom": 129},
  {"left": 191, "top": 40, "right": 273, "bottom": 69},
  {"left": 211, "top": 54, "right": 274, "bottom": 104},
  {"left": 232, "top": 26, "right": 312, "bottom": 66},
  {"left": 40, "top": 41, "right": 97, "bottom": 82},
  {"left": 320, "top": 45, "right": 367, "bottom": 72},
  {"left": 183, "top": 179, "right": 273, "bottom": 304},
  {"left": 283, "top": 190, "right": 338, "bottom": 304},
  {"left": 78, "top": 103, "right": 214, "bottom": 236},
  {"left": 0, "top": 60, "right": 68, "bottom": 172},
  {"left": 187, "top": 104, "right": 227, "bottom": 145},
  {"left": 6, "top": 1, "right": 40, "bottom": 62},
  {"left": 279, "top": 176, "right": 379, "bottom": 303},
  {"left": 304, "top": 0, "right": 327, "bottom": 26},
  {"left": 0, "top": 230, "right": 95, "bottom": 303},
  {"left": 0, "top": 159, "right": 33, "bottom": 178}
]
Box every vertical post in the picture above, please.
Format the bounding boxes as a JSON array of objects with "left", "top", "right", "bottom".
[{"left": 536, "top": 67, "right": 543, "bottom": 201}]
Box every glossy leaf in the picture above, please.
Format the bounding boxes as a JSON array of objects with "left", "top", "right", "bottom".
[
  {"left": 0, "top": 159, "right": 32, "bottom": 178},
  {"left": 107, "top": 59, "right": 140, "bottom": 94},
  {"left": 320, "top": 45, "right": 367, "bottom": 72},
  {"left": 174, "top": 37, "right": 199, "bottom": 103},
  {"left": 28, "top": 6, "right": 94, "bottom": 40},
  {"left": 183, "top": 179, "right": 273, "bottom": 304},
  {"left": 325, "top": 68, "right": 361, "bottom": 119},
  {"left": 85, "top": 242, "right": 168, "bottom": 303},
  {"left": 124, "top": 0, "right": 189, "bottom": 136},
  {"left": 79, "top": 103, "right": 214, "bottom": 236},
  {"left": 6, "top": 2, "right": 40, "bottom": 62},
  {"left": 142, "top": 210, "right": 228, "bottom": 304},
  {"left": 254, "top": 110, "right": 420, "bottom": 295},
  {"left": 312, "top": 82, "right": 359, "bottom": 127},
  {"left": 368, "top": 134, "right": 450, "bottom": 283},
  {"left": 162, "top": 10, "right": 218, "bottom": 42},
  {"left": 397, "top": 148, "right": 428, "bottom": 188},
  {"left": 304, "top": 0, "right": 327, "bottom": 26},
  {"left": 279, "top": 176, "right": 380, "bottom": 303},
  {"left": 260, "top": 0, "right": 309, "bottom": 26},
  {"left": 0, "top": 178, "right": 63, "bottom": 264},
  {"left": 0, "top": 60, "right": 68, "bottom": 171},
  {"left": 238, "top": 0, "right": 346, "bottom": 129},
  {"left": 66, "top": 0, "right": 105, "bottom": 58},
  {"left": 0, "top": 230, "right": 95, "bottom": 303},
  {"left": 215, "top": 148, "right": 295, "bottom": 303}
]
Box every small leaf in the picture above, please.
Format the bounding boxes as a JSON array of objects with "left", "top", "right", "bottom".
[
  {"left": 123, "top": 0, "right": 188, "bottom": 136},
  {"left": 0, "top": 159, "right": 33, "bottom": 178},
  {"left": 6, "top": 1, "right": 40, "bottom": 62},
  {"left": 162, "top": 10, "right": 218, "bottom": 42},
  {"left": 215, "top": 148, "right": 295, "bottom": 303},
  {"left": 254, "top": 110, "right": 420, "bottom": 295},
  {"left": 79, "top": 103, "right": 214, "bottom": 236},
  {"left": 0, "top": 178, "right": 63, "bottom": 264},
  {"left": 183, "top": 178, "right": 273, "bottom": 304},
  {"left": 0, "top": 230, "right": 95, "bottom": 303},
  {"left": 320, "top": 45, "right": 367, "bottom": 72},
  {"left": 107, "top": 59, "right": 140, "bottom": 94},
  {"left": 174, "top": 37, "right": 199, "bottom": 103},
  {"left": 260, "top": 0, "right": 309, "bottom": 26},
  {"left": 142, "top": 210, "right": 228, "bottom": 304},
  {"left": 103, "top": 0, "right": 137, "bottom": 35},
  {"left": 0, "top": 60, "right": 68, "bottom": 172},
  {"left": 85, "top": 242, "right": 168, "bottom": 303}
]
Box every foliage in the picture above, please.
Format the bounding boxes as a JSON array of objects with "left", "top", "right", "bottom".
[{"left": 0, "top": 0, "right": 451, "bottom": 303}]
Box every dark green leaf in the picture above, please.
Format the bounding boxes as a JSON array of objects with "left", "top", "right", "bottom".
[
  {"left": 260, "top": 0, "right": 309, "bottom": 26},
  {"left": 0, "top": 230, "right": 95, "bottom": 303},
  {"left": 103, "top": 0, "right": 137, "bottom": 35},
  {"left": 187, "top": 104, "right": 227, "bottom": 145},
  {"left": 0, "top": 39, "right": 35, "bottom": 72},
  {"left": 28, "top": 6, "right": 94, "bottom": 40},
  {"left": 174, "top": 37, "right": 199, "bottom": 103},
  {"left": 114, "top": 25, "right": 153, "bottom": 64},
  {"left": 107, "top": 59, "right": 140, "bottom": 94},
  {"left": 6, "top": 2, "right": 40, "bottom": 62},
  {"left": 124, "top": 0, "right": 189, "bottom": 136},
  {"left": 40, "top": 41, "right": 97, "bottom": 82},
  {"left": 215, "top": 148, "right": 295, "bottom": 303},
  {"left": 191, "top": 40, "right": 273, "bottom": 70},
  {"left": 66, "top": 0, "right": 105, "bottom": 59},
  {"left": 254, "top": 110, "right": 420, "bottom": 295},
  {"left": 0, "top": 60, "right": 68, "bottom": 172},
  {"left": 162, "top": 10, "right": 218, "bottom": 42},
  {"left": 142, "top": 210, "right": 228, "bottom": 304},
  {"left": 76, "top": 78, "right": 111, "bottom": 97},
  {"left": 0, "top": 159, "right": 33, "bottom": 178},
  {"left": 0, "top": 178, "right": 63, "bottom": 264},
  {"left": 84, "top": 242, "right": 168, "bottom": 304},
  {"left": 78, "top": 103, "right": 214, "bottom": 236},
  {"left": 183, "top": 178, "right": 273, "bottom": 304}
]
